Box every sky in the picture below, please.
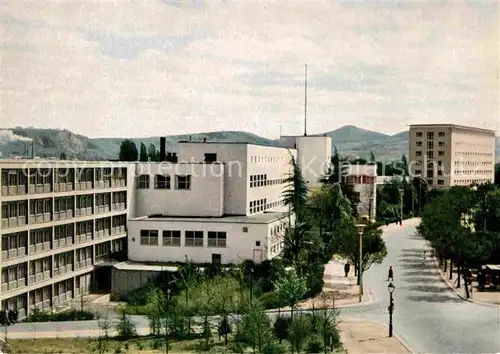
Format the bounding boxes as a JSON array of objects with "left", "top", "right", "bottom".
[{"left": 1, "top": 0, "right": 499, "bottom": 138}]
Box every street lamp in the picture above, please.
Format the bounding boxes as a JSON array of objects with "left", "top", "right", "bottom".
[
  {"left": 368, "top": 196, "right": 374, "bottom": 225},
  {"left": 249, "top": 267, "right": 254, "bottom": 302},
  {"left": 356, "top": 224, "right": 366, "bottom": 302},
  {"left": 387, "top": 282, "right": 395, "bottom": 337},
  {"left": 398, "top": 188, "right": 404, "bottom": 223}
]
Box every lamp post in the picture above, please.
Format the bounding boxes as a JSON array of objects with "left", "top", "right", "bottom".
[
  {"left": 368, "top": 196, "right": 374, "bottom": 225},
  {"left": 356, "top": 224, "right": 366, "bottom": 302},
  {"left": 249, "top": 267, "right": 254, "bottom": 302},
  {"left": 398, "top": 188, "right": 404, "bottom": 223},
  {"left": 387, "top": 282, "right": 395, "bottom": 337}
]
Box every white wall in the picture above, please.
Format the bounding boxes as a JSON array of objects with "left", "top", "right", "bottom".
[
  {"left": 295, "top": 136, "right": 332, "bottom": 191},
  {"left": 133, "top": 162, "right": 224, "bottom": 217},
  {"left": 177, "top": 143, "right": 248, "bottom": 215},
  {"left": 246, "top": 145, "right": 295, "bottom": 215},
  {"left": 127, "top": 216, "right": 290, "bottom": 264}
]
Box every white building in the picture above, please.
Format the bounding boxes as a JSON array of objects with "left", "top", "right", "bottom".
[
  {"left": 127, "top": 142, "right": 298, "bottom": 265},
  {"left": 345, "top": 164, "right": 377, "bottom": 222},
  {"left": 277, "top": 135, "right": 332, "bottom": 191}
]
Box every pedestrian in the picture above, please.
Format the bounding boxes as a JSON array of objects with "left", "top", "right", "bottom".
[
  {"left": 344, "top": 262, "right": 350, "bottom": 277},
  {"left": 387, "top": 266, "right": 394, "bottom": 281}
]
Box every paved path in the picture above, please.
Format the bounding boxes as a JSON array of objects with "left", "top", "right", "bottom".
[{"left": 340, "top": 225, "right": 500, "bottom": 353}]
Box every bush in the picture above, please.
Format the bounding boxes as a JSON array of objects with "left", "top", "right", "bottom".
[
  {"left": 307, "top": 336, "right": 323, "bottom": 353},
  {"left": 259, "top": 292, "right": 281, "bottom": 309},
  {"left": 261, "top": 341, "right": 287, "bottom": 354},
  {"left": 23, "top": 308, "right": 95, "bottom": 322}
]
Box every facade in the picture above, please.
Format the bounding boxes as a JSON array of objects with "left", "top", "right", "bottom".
[
  {"left": 345, "top": 164, "right": 377, "bottom": 221},
  {"left": 0, "top": 160, "right": 131, "bottom": 317},
  {"left": 278, "top": 135, "right": 332, "bottom": 191},
  {"left": 127, "top": 142, "right": 296, "bottom": 265},
  {"left": 409, "top": 124, "right": 496, "bottom": 188}
]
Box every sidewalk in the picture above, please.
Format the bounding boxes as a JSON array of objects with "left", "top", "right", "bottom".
[
  {"left": 338, "top": 320, "right": 411, "bottom": 353},
  {"left": 433, "top": 257, "right": 500, "bottom": 307}
]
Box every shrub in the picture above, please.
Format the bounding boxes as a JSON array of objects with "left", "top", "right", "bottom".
[
  {"left": 261, "top": 341, "right": 287, "bottom": 354},
  {"left": 307, "top": 336, "right": 323, "bottom": 353},
  {"left": 259, "top": 292, "right": 281, "bottom": 309},
  {"left": 23, "top": 308, "right": 95, "bottom": 322}
]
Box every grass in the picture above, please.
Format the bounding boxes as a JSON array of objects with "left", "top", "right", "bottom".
[{"left": 8, "top": 336, "right": 254, "bottom": 354}]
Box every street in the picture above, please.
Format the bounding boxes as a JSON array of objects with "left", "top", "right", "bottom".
[{"left": 6, "top": 225, "right": 500, "bottom": 353}]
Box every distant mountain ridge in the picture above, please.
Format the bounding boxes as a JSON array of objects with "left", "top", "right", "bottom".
[{"left": 1, "top": 126, "right": 498, "bottom": 162}]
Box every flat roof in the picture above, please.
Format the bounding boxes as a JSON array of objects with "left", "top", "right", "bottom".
[
  {"left": 0, "top": 159, "right": 132, "bottom": 166},
  {"left": 113, "top": 261, "right": 178, "bottom": 272},
  {"left": 130, "top": 211, "right": 289, "bottom": 224},
  {"left": 409, "top": 124, "right": 496, "bottom": 135}
]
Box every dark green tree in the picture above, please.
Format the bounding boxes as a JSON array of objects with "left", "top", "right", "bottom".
[
  {"left": 282, "top": 154, "right": 308, "bottom": 218},
  {"left": 148, "top": 143, "right": 158, "bottom": 162},
  {"left": 139, "top": 142, "right": 148, "bottom": 162},
  {"left": 118, "top": 139, "right": 138, "bottom": 161}
]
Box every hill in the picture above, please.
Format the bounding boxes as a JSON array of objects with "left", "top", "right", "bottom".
[{"left": 0, "top": 126, "right": 498, "bottom": 162}]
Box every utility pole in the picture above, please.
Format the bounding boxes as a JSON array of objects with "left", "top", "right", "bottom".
[{"left": 304, "top": 64, "right": 307, "bottom": 137}]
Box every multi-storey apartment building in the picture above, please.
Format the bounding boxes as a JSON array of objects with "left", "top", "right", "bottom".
[
  {"left": 345, "top": 164, "right": 377, "bottom": 221},
  {"left": 409, "top": 124, "right": 496, "bottom": 188},
  {"left": 0, "top": 161, "right": 131, "bottom": 318}
]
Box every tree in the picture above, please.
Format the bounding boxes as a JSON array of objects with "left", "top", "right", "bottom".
[
  {"left": 118, "top": 139, "right": 138, "bottom": 161},
  {"left": 337, "top": 221, "right": 387, "bottom": 285},
  {"left": 272, "top": 269, "right": 307, "bottom": 320},
  {"left": 148, "top": 143, "right": 158, "bottom": 162},
  {"left": 139, "top": 142, "right": 148, "bottom": 162},
  {"left": 115, "top": 310, "right": 137, "bottom": 338},
  {"left": 282, "top": 154, "right": 308, "bottom": 218},
  {"left": 495, "top": 163, "right": 500, "bottom": 185},
  {"left": 236, "top": 301, "right": 272, "bottom": 352}
]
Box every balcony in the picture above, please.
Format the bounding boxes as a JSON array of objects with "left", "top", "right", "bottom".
[
  {"left": 29, "top": 184, "right": 51, "bottom": 194},
  {"left": 1, "top": 278, "right": 26, "bottom": 293},
  {"left": 53, "top": 237, "right": 73, "bottom": 249},
  {"left": 95, "top": 228, "right": 110, "bottom": 238},
  {"left": 53, "top": 265, "right": 73, "bottom": 277},
  {"left": 1, "top": 216, "right": 27, "bottom": 228},
  {"left": 28, "top": 271, "right": 51, "bottom": 285},
  {"left": 29, "top": 213, "right": 51, "bottom": 225},
  {"left": 75, "top": 181, "right": 93, "bottom": 190},
  {"left": 75, "top": 207, "right": 92, "bottom": 217},
  {"left": 75, "top": 259, "right": 92, "bottom": 270},
  {"left": 111, "top": 225, "right": 126, "bottom": 235},
  {"left": 75, "top": 233, "right": 93, "bottom": 243},
  {"left": 95, "top": 181, "right": 104, "bottom": 189},
  {"left": 1, "top": 185, "right": 26, "bottom": 196},
  {"left": 111, "top": 179, "right": 126, "bottom": 188},
  {"left": 53, "top": 209, "right": 74, "bottom": 221},
  {"left": 1, "top": 247, "right": 27, "bottom": 261},
  {"left": 28, "top": 242, "right": 51, "bottom": 254},
  {"left": 96, "top": 205, "right": 111, "bottom": 214},
  {"left": 53, "top": 182, "right": 74, "bottom": 192},
  {"left": 112, "top": 202, "right": 126, "bottom": 211}
]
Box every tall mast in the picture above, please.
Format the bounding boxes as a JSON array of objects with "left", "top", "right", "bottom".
[{"left": 304, "top": 64, "right": 307, "bottom": 136}]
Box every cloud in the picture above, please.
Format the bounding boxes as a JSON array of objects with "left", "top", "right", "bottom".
[{"left": 1, "top": 0, "right": 498, "bottom": 139}]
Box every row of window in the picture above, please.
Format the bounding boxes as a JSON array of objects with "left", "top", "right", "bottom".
[
  {"left": 136, "top": 174, "right": 191, "bottom": 190},
  {"left": 139, "top": 229, "right": 227, "bottom": 248},
  {"left": 249, "top": 198, "right": 267, "bottom": 214},
  {"left": 454, "top": 151, "right": 494, "bottom": 157},
  {"left": 250, "top": 156, "right": 287, "bottom": 164},
  {"left": 415, "top": 151, "right": 445, "bottom": 158},
  {"left": 249, "top": 174, "right": 286, "bottom": 188},
  {"left": 2, "top": 193, "right": 127, "bottom": 219},
  {"left": 1, "top": 168, "right": 127, "bottom": 186},
  {"left": 415, "top": 141, "right": 446, "bottom": 149},
  {"left": 415, "top": 131, "right": 446, "bottom": 139}
]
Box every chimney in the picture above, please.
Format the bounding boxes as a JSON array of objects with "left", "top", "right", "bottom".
[{"left": 160, "top": 137, "right": 166, "bottom": 162}]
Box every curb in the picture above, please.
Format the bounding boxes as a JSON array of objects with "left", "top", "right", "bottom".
[
  {"left": 338, "top": 318, "right": 414, "bottom": 354},
  {"left": 431, "top": 251, "right": 500, "bottom": 309}
]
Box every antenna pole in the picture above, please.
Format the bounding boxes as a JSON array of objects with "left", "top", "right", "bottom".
[{"left": 304, "top": 64, "right": 307, "bottom": 136}]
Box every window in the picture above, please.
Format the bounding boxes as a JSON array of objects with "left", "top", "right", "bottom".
[
  {"left": 140, "top": 230, "right": 158, "bottom": 245},
  {"left": 242, "top": 227, "right": 248, "bottom": 233},
  {"left": 137, "top": 175, "right": 150, "bottom": 189},
  {"left": 438, "top": 151, "right": 444, "bottom": 156},
  {"left": 162, "top": 230, "right": 181, "bottom": 246},
  {"left": 427, "top": 141, "right": 434, "bottom": 149},
  {"left": 185, "top": 231, "right": 203, "bottom": 247},
  {"left": 438, "top": 132, "right": 445, "bottom": 137},
  {"left": 154, "top": 175, "right": 171, "bottom": 189},
  {"left": 437, "top": 170, "right": 443, "bottom": 176},
  {"left": 426, "top": 170, "right": 434, "bottom": 178},
  {"left": 427, "top": 179, "right": 433, "bottom": 185},
  {"left": 416, "top": 151, "right": 422, "bottom": 156},
  {"left": 415, "top": 132, "right": 422, "bottom": 137},
  {"left": 427, "top": 132, "right": 434, "bottom": 139},
  {"left": 204, "top": 153, "right": 217, "bottom": 163},
  {"left": 438, "top": 141, "right": 444, "bottom": 147},
  {"left": 255, "top": 241, "right": 261, "bottom": 247},
  {"left": 175, "top": 175, "right": 191, "bottom": 190},
  {"left": 438, "top": 179, "right": 444, "bottom": 185},
  {"left": 207, "top": 231, "right": 226, "bottom": 247},
  {"left": 415, "top": 170, "right": 422, "bottom": 175},
  {"left": 437, "top": 161, "right": 443, "bottom": 167},
  {"left": 211, "top": 254, "right": 221, "bottom": 264},
  {"left": 416, "top": 141, "right": 422, "bottom": 147},
  {"left": 427, "top": 151, "right": 434, "bottom": 158}
]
